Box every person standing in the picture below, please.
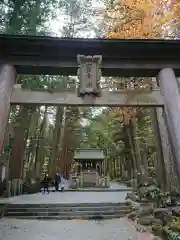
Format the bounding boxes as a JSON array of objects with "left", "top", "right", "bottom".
[
  {"left": 60, "top": 175, "right": 65, "bottom": 191},
  {"left": 42, "top": 173, "right": 50, "bottom": 194},
  {"left": 54, "top": 172, "right": 61, "bottom": 191}
]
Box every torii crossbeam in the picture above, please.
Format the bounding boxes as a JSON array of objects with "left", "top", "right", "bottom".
[
  {"left": 10, "top": 85, "right": 164, "bottom": 107},
  {"left": 0, "top": 34, "right": 180, "bottom": 77}
]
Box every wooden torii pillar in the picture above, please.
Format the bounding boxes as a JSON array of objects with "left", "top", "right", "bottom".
[
  {"left": 0, "top": 64, "right": 16, "bottom": 197},
  {"left": 158, "top": 68, "right": 180, "bottom": 181},
  {"left": 0, "top": 64, "right": 16, "bottom": 153}
]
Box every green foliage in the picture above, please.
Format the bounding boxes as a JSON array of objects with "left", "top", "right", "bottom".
[
  {"left": 167, "top": 230, "right": 180, "bottom": 240},
  {"left": 146, "top": 185, "right": 161, "bottom": 200},
  {"left": 0, "top": 0, "right": 60, "bottom": 35},
  {"left": 20, "top": 75, "right": 76, "bottom": 92},
  {"left": 80, "top": 107, "right": 156, "bottom": 179}
]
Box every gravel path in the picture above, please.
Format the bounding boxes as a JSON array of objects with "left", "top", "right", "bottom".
[{"left": 0, "top": 217, "right": 154, "bottom": 240}]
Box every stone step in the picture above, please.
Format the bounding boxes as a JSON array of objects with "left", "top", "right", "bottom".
[
  {"left": 4, "top": 202, "right": 127, "bottom": 208},
  {"left": 3, "top": 213, "right": 127, "bottom": 220},
  {"left": 47, "top": 189, "right": 132, "bottom": 192},
  {"left": 6, "top": 205, "right": 129, "bottom": 212},
  {"left": 3, "top": 202, "right": 130, "bottom": 220},
  {"left": 4, "top": 209, "right": 130, "bottom": 216}
]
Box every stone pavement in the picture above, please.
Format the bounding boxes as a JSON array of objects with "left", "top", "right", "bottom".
[
  {"left": 48, "top": 181, "right": 132, "bottom": 191},
  {"left": 0, "top": 191, "right": 129, "bottom": 204},
  {"left": 109, "top": 182, "right": 131, "bottom": 190},
  {"left": 0, "top": 182, "right": 131, "bottom": 204},
  {"left": 0, "top": 217, "right": 154, "bottom": 240}
]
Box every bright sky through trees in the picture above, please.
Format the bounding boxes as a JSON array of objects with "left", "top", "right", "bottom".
[{"left": 50, "top": 0, "right": 104, "bottom": 37}]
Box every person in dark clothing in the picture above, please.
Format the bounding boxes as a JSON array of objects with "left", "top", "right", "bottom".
[
  {"left": 42, "top": 174, "right": 50, "bottom": 194},
  {"left": 54, "top": 172, "right": 61, "bottom": 191}
]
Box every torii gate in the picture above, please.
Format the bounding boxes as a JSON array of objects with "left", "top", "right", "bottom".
[{"left": 0, "top": 35, "right": 180, "bottom": 181}]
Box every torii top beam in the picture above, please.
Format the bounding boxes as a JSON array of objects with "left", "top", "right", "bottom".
[{"left": 0, "top": 34, "right": 180, "bottom": 77}]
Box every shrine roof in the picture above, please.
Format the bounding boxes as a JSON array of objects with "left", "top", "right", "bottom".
[
  {"left": 74, "top": 148, "right": 104, "bottom": 161},
  {"left": 0, "top": 34, "right": 180, "bottom": 76}
]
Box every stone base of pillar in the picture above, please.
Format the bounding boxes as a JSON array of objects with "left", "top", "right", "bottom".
[
  {"left": 2, "top": 180, "right": 11, "bottom": 198},
  {"left": 69, "top": 176, "right": 78, "bottom": 189},
  {"left": 11, "top": 179, "right": 22, "bottom": 196},
  {"left": 104, "top": 176, "right": 110, "bottom": 188},
  {"left": 95, "top": 173, "right": 100, "bottom": 187},
  {"left": 17, "top": 179, "right": 22, "bottom": 195},
  {"left": 79, "top": 176, "right": 83, "bottom": 187},
  {"left": 104, "top": 177, "right": 109, "bottom": 188},
  {"left": 11, "top": 179, "right": 17, "bottom": 196},
  {"left": 7, "top": 180, "right": 11, "bottom": 197}
]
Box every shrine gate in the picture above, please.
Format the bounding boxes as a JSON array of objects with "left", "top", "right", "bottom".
[{"left": 0, "top": 34, "right": 180, "bottom": 187}]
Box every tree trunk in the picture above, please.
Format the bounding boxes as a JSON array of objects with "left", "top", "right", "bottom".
[
  {"left": 124, "top": 123, "right": 138, "bottom": 179},
  {"left": 26, "top": 109, "right": 41, "bottom": 180},
  {"left": 9, "top": 106, "right": 34, "bottom": 180},
  {"left": 130, "top": 118, "right": 142, "bottom": 177},
  {"left": 151, "top": 108, "right": 168, "bottom": 190},
  {"left": 48, "top": 106, "right": 63, "bottom": 177},
  {"left": 141, "top": 150, "right": 149, "bottom": 177},
  {"left": 34, "top": 106, "right": 48, "bottom": 178}
]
